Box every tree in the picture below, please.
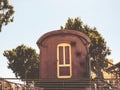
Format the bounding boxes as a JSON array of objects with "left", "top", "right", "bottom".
[
  {"left": 61, "top": 17, "right": 111, "bottom": 79},
  {"left": 3, "top": 44, "right": 39, "bottom": 80},
  {"left": 0, "top": 0, "right": 14, "bottom": 32}
]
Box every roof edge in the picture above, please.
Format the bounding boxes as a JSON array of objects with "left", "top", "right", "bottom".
[{"left": 37, "top": 30, "right": 91, "bottom": 47}]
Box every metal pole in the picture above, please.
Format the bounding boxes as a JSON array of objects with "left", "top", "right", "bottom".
[
  {"left": 25, "top": 70, "right": 27, "bottom": 90},
  {"left": 89, "top": 57, "right": 92, "bottom": 90},
  {"left": 2, "top": 79, "right": 4, "bottom": 90},
  {"left": 94, "top": 83, "right": 97, "bottom": 90}
]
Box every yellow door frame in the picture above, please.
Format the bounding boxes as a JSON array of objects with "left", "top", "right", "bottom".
[{"left": 57, "top": 43, "right": 72, "bottom": 78}]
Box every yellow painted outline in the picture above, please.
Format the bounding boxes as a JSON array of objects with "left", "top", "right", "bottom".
[{"left": 57, "top": 43, "right": 72, "bottom": 78}]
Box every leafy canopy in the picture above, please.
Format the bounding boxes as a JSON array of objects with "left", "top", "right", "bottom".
[
  {"left": 3, "top": 45, "right": 39, "bottom": 80},
  {"left": 0, "top": 0, "right": 14, "bottom": 32},
  {"left": 61, "top": 17, "right": 111, "bottom": 78}
]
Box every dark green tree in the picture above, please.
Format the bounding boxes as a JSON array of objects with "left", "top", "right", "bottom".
[
  {"left": 3, "top": 44, "right": 39, "bottom": 80},
  {"left": 0, "top": 0, "right": 14, "bottom": 32},
  {"left": 61, "top": 17, "right": 111, "bottom": 79}
]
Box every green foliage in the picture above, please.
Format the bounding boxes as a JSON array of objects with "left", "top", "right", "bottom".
[
  {"left": 61, "top": 17, "right": 111, "bottom": 78},
  {"left": 3, "top": 45, "right": 39, "bottom": 80},
  {"left": 0, "top": 0, "right": 14, "bottom": 32}
]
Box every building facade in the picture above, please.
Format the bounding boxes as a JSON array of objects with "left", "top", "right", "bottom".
[{"left": 37, "top": 30, "right": 91, "bottom": 80}]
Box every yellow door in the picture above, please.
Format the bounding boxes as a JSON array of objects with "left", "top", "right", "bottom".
[{"left": 57, "top": 43, "right": 72, "bottom": 78}]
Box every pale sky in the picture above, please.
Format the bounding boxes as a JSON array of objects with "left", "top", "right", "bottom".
[{"left": 0, "top": 0, "right": 120, "bottom": 78}]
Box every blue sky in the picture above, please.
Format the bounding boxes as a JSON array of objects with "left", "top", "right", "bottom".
[{"left": 0, "top": 0, "right": 120, "bottom": 78}]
